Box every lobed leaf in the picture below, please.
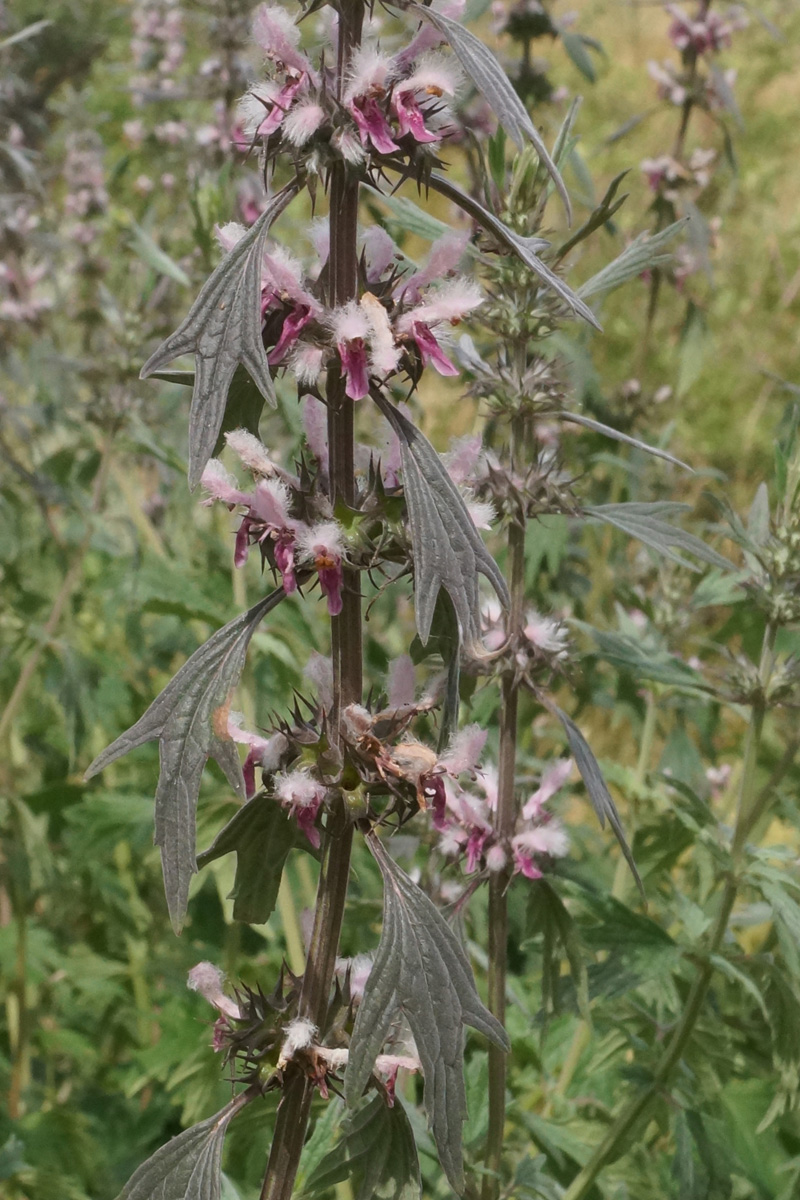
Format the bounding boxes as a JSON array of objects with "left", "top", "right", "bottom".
[
  {"left": 577, "top": 220, "right": 687, "bottom": 300},
  {"left": 372, "top": 394, "right": 509, "bottom": 650},
  {"left": 140, "top": 182, "right": 299, "bottom": 489},
  {"left": 586, "top": 501, "right": 734, "bottom": 572},
  {"left": 85, "top": 589, "right": 286, "bottom": 931},
  {"left": 303, "top": 1093, "right": 421, "bottom": 1200},
  {"left": 345, "top": 834, "right": 509, "bottom": 1194},
  {"left": 196, "top": 793, "right": 297, "bottom": 925},
  {"left": 120, "top": 1097, "right": 247, "bottom": 1200},
  {"left": 426, "top": 173, "right": 600, "bottom": 329},
  {"left": 408, "top": 3, "right": 571, "bottom": 221}
]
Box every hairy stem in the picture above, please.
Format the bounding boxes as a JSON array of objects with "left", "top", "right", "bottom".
[
  {"left": 259, "top": 5, "right": 363, "bottom": 1197},
  {"left": 562, "top": 620, "right": 776, "bottom": 1200},
  {"left": 482, "top": 434, "right": 526, "bottom": 1200}
]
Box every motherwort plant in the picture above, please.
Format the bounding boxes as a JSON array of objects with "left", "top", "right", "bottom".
[{"left": 83, "top": 1, "right": 685, "bottom": 1195}]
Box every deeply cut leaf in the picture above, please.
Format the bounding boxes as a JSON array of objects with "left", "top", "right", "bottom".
[
  {"left": 543, "top": 700, "right": 643, "bottom": 899},
  {"left": 140, "top": 182, "right": 299, "bottom": 489},
  {"left": 345, "top": 834, "right": 509, "bottom": 1194},
  {"left": 586, "top": 502, "right": 734, "bottom": 572},
  {"left": 426, "top": 173, "right": 600, "bottom": 329},
  {"left": 85, "top": 589, "right": 286, "bottom": 931},
  {"left": 303, "top": 1093, "right": 421, "bottom": 1200},
  {"left": 408, "top": 3, "right": 571, "bottom": 222},
  {"left": 197, "top": 793, "right": 297, "bottom": 925},
  {"left": 120, "top": 1096, "right": 247, "bottom": 1200},
  {"left": 373, "top": 394, "right": 509, "bottom": 650}
]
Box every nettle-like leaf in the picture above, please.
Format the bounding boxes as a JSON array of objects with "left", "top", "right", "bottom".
[
  {"left": 196, "top": 793, "right": 298, "bottom": 925},
  {"left": 140, "top": 182, "right": 299, "bottom": 489},
  {"left": 407, "top": 3, "right": 571, "bottom": 222},
  {"left": 426, "top": 173, "right": 600, "bottom": 329},
  {"left": 344, "top": 834, "right": 509, "bottom": 1194},
  {"left": 303, "top": 1093, "right": 421, "bottom": 1200},
  {"left": 542, "top": 699, "right": 643, "bottom": 898},
  {"left": 373, "top": 394, "right": 509, "bottom": 650},
  {"left": 586, "top": 502, "right": 734, "bottom": 572},
  {"left": 85, "top": 589, "right": 285, "bottom": 931},
  {"left": 149, "top": 364, "right": 267, "bottom": 457},
  {"left": 120, "top": 1096, "right": 247, "bottom": 1200}
]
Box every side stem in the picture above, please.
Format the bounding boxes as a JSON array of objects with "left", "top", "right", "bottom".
[
  {"left": 260, "top": 5, "right": 363, "bottom": 1197},
  {"left": 482, "top": 469, "right": 526, "bottom": 1200}
]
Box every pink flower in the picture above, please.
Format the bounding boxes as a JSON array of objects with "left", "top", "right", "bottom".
[
  {"left": 395, "top": 278, "right": 483, "bottom": 377},
  {"left": 227, "top": 712, "right": 288, "bottom": 797},
  {"left": 260, "top": 248, "right": 321, "bottom": 364},
  {"left": 396, "top": 231, "right": 469, "bottom": 304},
  {"left": 521, "top": 758, "right": 573, "bottom": 821},
  {"left": 523, "top": 610, "right": 569, "bottom": 659},
  {"left": 391, "top": 53, "right": 461, "bottom": 145},
  {"left": 344, "top": 47, "right": 399, "bottom": 155},
  {"left": 251, "top": 4, "right": 319, "bottom": 83},
  {"left": 274, "top": 767, "right": 327, "bottom": 847},
  {"left": 283, "top": 101, "right": 326, "bottom": 147},
  {"left": 302, "top": 394, "right": 329, "bottom": 468},
  {"left": 297, "top": 521, "right": 346, "bottom": 615},
  {"left": 666, "top": 5, "right": 735, "bottom": 54},
  {"left": 187, "top": 962, "right": 242, "bottom": 1020},
  {"left": 331, "top": 303, "right": 371, "bottom": 399},
  {"left": 201, "top": 460, "right": 252, "bottom": 508}
]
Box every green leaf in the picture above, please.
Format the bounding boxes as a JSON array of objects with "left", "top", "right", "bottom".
[
  {"left": 575, "top": 623, "right": 710, "bottom": 691},
  {"left": 561, "top": 410, "right": 690, "bottom": 470},
  {"left": 129, "top": 222, "right": 191, "bottom": 287},
  {"left": 196, "top": 793, "right": 296, "bottom": 925},
  {"left": 586, "top": 502, "right": 734, "bottom": 572},
  {"left": 120, "top": 1098, "right": 245, "bottom": 1200},
  {"left": 140, "top": 182, "right": 299, "bottom": 489},
  {"left": 373, "top": 395, "right": 508, "bottom": 651},
  {"left": 577, "top": 220, "right": 686, "bottom": 300},
  {"left": 559, "top": 30, "right": 602, "bottom": 83},
  {"left": 488, "top": 128, "right": 506, "bottom": 191},
  {"left": 345, "top": 834, "right": 509, "bottom": 1193},
  {"left": 545, "top": 702, "right": 642, "bottom": 897},
  {"left": 528, "top": 880, "right": 591, "bottom": 1024},
  {"left": 426, "top": 173, "right": 600, "bottom": 329},
  {"left": 676, "top": 301, "right": 707, "bottom": 400},
  {"left": 303, "top": 1093, "right": 421, "bottom": 1200},
  {"left": 85, "top": 589, "right": 286, "bottom": 931},
  {"left": 556, "top": 171, "right": 629, "bottom": 260},
  {"left": 409, "top": 4, "right": 571, "bottom": 220}
]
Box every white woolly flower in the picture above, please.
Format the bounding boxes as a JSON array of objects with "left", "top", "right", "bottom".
[
  {"left": 344, "top": 45, "right": 394, "bottom": 104},
  {"left": 225, "top": 429, "right": 276, "bottom": 476},
  {"left": 398, "top": 51, "right": 462, "bottom": 99},
  {"left": 215, "top": 221, "right": 247, "bottom": 252},
  {"left": 438, "top": 723, "right": 487, "bottom": 776},
  {"left": 187, "top": 962, "right": 242, "bottom": 1019},
  {"left": 283, "top": 102, "right": 326, "bottom": 146},
  {"left": 291, "top": 343, "right": 325, "bottom": 385},
  {"left": 360, "top": 292, "right": 400, "bottom": 375},
  {"left": 200, "top": 459, "right": 250, "bottom": 507},
  {"left": 523, "top": 610, "right": 569, "bottom": 659},
  {"left": 485, "top": 843, "right": 508, "bottom": 873},
  {"left": 395, "top": 277, "right": 483, "bottom": 334},
  {"left": 296, "top": 520, "right": 345, "bottom": 564},
  {"left": 513, "top": 820, "right": 570, "bottom": 859},
  {"left": 237, "top": 84, "right": 281, "bottom": 138},
  {"left": 278, "top": 1017, "right": 317, "bottom": 1067},
  {"left": 466, "top": 496, "right": 495, "bottom": 531},
  {"left": 330, "top": 301, "right": 370, "bottom": 345}
]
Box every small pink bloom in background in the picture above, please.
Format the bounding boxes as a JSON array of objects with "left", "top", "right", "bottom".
[
  {"left": 647, "top": 60, "right": 687, "bottom": 106},
  {"left": 274, "top": 767, "right": 327, "bottom": 847},
  {"left": 397, "top": 231, "right": 469, "bottom": 305},
  {"left": 252, "top": 3, "right": 319, "bottom": 82},
  {"left": 297, "top": 521, "right": 346, "bottom": 615}
]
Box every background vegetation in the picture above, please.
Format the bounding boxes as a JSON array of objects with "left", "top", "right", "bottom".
[{"left": 3, "top": 0, "right": 800, "bottom": 1197}]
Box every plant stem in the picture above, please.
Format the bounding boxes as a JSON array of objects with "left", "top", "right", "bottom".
[
  {"left": 562, "top": 620, "right": 777, "bottom": 1200},
  {"left": 482, "top": 433, "right": 526, "bottom": 1200},
  {"left": 259, "top": 5, "right": 363, "bottom": 1197}
]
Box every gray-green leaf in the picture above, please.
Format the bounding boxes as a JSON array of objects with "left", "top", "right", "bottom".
[
  {"left": 303, "top": 1094, "right": 421, "bottom": 1200},
  {"left": 427, "top": 173, "right": 600, "bottom": 329},
  {"left": 409, "top": 3, "right": 571, "bottom": 221},
  {"left": 559, "top": 410, "right": 690, "bottom": 471},
  {"left": 548, "top": 703, "right": 643, "bottom": 898},
  {"left": 373, "top": 395, "right": 509, "bottom": 650},
  {"left": 140, "top": 183, "right": 299, "bottom": 489},
  {"left": 196, "top": 793, "right": 297, "bottom": 925},
  {"left": 344, "top": 834, "right": 509, "bottom": 1194},
  {"left": 85, "top": 589, "right": 285, "bottom": 931},
  {"left": 577, "top": 220, "right": 686, "bottom": 300},
  {"left": 586, "top": 502, "right": 734, "bottom": 572},
  {"left": 120, "top": 1097, "right": 246, "bottom": 1200}
]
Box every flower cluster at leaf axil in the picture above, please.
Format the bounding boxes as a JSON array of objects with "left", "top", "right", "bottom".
[{"left": 187, "top": 957, "right": 420, "bottom": 1102}]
